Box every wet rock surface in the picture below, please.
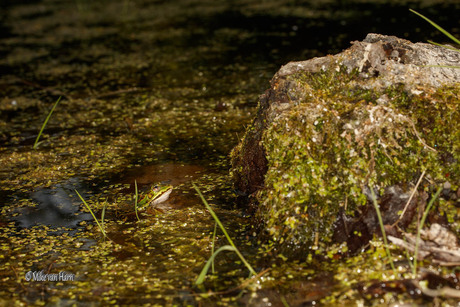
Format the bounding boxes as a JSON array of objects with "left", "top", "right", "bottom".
[{"left": 231, "top": 33, "right": 460, "bottom": 256}]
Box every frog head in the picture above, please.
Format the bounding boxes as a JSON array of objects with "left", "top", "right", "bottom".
[{"left": 136, "top": 183, "right": 173, "bottom": 210}]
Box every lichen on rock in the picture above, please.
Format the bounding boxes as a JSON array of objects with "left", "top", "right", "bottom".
[{"left": 231, "top": 34, "right": 460, "bottom": 258}]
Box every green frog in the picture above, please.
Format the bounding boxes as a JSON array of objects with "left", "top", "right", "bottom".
[{"left": 136, "top": 184, "right": 173, "bottom": 210}]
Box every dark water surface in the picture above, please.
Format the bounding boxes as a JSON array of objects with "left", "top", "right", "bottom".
[{"left": 1, "top": 0, "right": 459, "bottom": 305}]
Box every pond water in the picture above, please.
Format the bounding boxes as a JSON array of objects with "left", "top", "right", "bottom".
[{"left": 1, "top": 0, "right": 459, "bottom": 305}]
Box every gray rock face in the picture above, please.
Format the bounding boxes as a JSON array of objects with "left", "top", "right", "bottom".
[{"left": 277, "top": 33, "right": 460, "bottom": 90}]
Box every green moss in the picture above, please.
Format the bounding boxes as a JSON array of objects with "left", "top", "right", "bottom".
[{"left": 257, "top": 68, "right": 459, "bottom": 256}]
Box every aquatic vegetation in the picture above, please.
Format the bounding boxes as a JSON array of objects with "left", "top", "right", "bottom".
[
  {"left": 33, "top": 96, "right": 61, "bottom": 149},
  {"left": 134, "top": 180, "right": 140, "bottom": 222},
  {"left": 101, "top": 198, "right": 107, "bottom": 229},
  {"left": 211, "top": 222, "right": 217, "bottom": 274},
  {"left": 75, "top": 189, "right": 107, "bottom": 238},
  {"left": 413, "top": 186, "right": 442, "bottom": 277},
  {"left": 2, "top": 0, "right": 460, "bottom": 305},
  {"left": 193, "top": 183, "right": 256, "bottom": 285},
  {"left": 369, "top": 187, "right": 396, "bottom": 274}
]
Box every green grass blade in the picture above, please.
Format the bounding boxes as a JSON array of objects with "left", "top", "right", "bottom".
[
  {"left": 422, "top": 64, "right": 460, "bottom": 69},
  {"left": 134, "top": 180, "right": 140, "bottom": 222},
  {"left": 413, "top": 186, "right": 442, "bottom": 277},
  {"left": 34, "top": 96, "right": 61, "bottom": 149},
  {"left": 280, "top": 295, "right": 290, "bottom": 307},
  {"left": 75, "top": 189, "right": 107, "bottom": 237},
  {"left": 101, "top": 198, "right": 107, "bottom": 229},
  {"left": 401, "top": 235, "right": 415, "bottom": 273},
  {"left": 370, "top": 187, "right": 396, "bottom": 274},
  {"left": 193, "top": 183, "right": 256, "bottom": 276},
  {"left": 410, "top": 9, "right": 460, "bottom": 46},
  {"left": 211, "top": 222, "right": 217, "bottom": 274},
  {"left": 195, "top": 245, "right": 236, "bottom": 285},
  {"left": 427, "top": 40, "right": 460, "bottom": 52}
]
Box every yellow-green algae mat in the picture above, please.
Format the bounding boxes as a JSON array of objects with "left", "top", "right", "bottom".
[{"left": 0, "top": 197, "right": 254, "bottom": 305}]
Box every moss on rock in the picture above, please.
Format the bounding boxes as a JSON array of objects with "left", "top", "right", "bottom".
[{"left": 235, "top": 65, "right": 459, "bottom": 257}]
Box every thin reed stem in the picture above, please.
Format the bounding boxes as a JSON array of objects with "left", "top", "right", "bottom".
[
  {"left": 410, "top": 9, "right": 460, "bottom": 47},
  {"left": 413, "top": 186, "right": 443, "bottom": 277},
  {"left": 75, "top": 189, "right": 107, "bottom": 238},
  {"left": 134, "top": 180, "right": 140, "bottom": 222},
  {"left": 193, "top": 183, "right": 256, "bottom": 285},
  {"left": 370, "top": 187, "right": 396, "bottom": 274},
  {"left": 212, "top": 222, "right": 217, "bottom": 274},
  {"left": 34, "top": 96, "right": 61, "bottom": 149}
]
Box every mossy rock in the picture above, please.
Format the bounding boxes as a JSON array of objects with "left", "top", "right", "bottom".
[{"left": 231, "top": 34, "right": 460, "bottom": 258}]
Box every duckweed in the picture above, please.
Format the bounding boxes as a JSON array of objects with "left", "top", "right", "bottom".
[{"left": 2, "top": 0, "right": 460, "bottom": 305}]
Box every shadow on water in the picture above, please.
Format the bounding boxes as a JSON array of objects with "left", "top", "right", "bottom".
[{"left": 13, "top": 178, "right": 92, "bottom": 229}]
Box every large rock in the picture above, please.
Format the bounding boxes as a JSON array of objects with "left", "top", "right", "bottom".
[{"left": 231, "top": 33, "right": 460, "bottom": 257}]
